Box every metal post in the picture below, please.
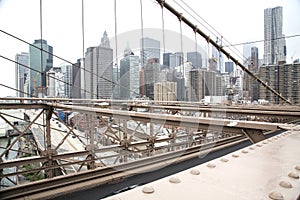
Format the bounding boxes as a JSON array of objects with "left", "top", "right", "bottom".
[{"left": 45, "top": 108, "right": 54, "bottom": 178}]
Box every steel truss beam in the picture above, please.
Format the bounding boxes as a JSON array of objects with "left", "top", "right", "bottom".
[{"left": 47, "top": 103, "right": 279, "bottom": 135}]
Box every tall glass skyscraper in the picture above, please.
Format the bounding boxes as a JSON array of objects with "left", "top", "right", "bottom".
[
  {"left": 15, "top": 52, "right": 29, "bottom": 97},
  {"left": 120, "top": 46, "right": 140, "bottom": 99},
  {"left": 29, "top": 39, "right": 53, "bottom": 96},
  {"left": 264, "top": 6, "right": 286, "bottom": 65},
  {"left": 187, "top": 51, "right": 202, "bottom": 69},
  {"left": 140, "top": 37, "right": 160, "bottom": 66}
]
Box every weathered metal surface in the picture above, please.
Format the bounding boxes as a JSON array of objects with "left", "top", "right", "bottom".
[{"left": 102, "top": 130, "right": 300, "bottom": 200}]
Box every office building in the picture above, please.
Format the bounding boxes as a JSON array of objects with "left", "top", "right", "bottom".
[
  {"left": 120, "top": 46, "right": 140, "bottom": 99},
  {"left": 154, "top": 82, "right": 177, "bottom": 102},
  {"left": 188, "top": 69, "right": 218, "bottom": 102},
  {"left": 60, "top": 64, "right": 73, "bottom": 98},
  {"left": 264, "top": 6, "right": 286, "bottom": 65},
  {"left": 72, "top": 58, "right": 84, "bottom": 99},
  {"left": 142, "top": 58, "right": 160, "bottom": 100},
  {"left": 46, "top": 67, "right": 64, "bottom": 97},
  {"left": 259, "top": 63, "right": 300, "bottom": 104},
  {"left": 187, "top": 51, "right": 202, "bottom": 69},
  {"left": 15, "top": 52, "right": 29, "bottom": 97},
  {"left": 29, "top": 39, "right": 53, "bottom": 96},
  {"left": 189, "top": 69, "right": 204, "bottom": 102},
  {"left": 225, "top": 61, "right": 234, "bottom": 74},
  {"left": 85, "top": 31, "right": 113, "bottom": 99},
  {"left": 140, "top": 37, "right": 160, "bottom": 66}
]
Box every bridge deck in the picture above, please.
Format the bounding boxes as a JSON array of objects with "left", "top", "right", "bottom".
[{"left": 103, "top": 129, "right": 300, "bottom": 200}]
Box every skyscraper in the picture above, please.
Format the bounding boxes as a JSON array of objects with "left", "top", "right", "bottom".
[
  {"left": 225, "top": 61, "right": 234, "bottom": 74},
  {"left": 72, "top": 58, "right": 84, "bottom": 99},
  {"left": 15, "top": 52, "right": 29, "bottom": 97},
  {"left": 120, "top": 46, "right": 140, "bottom": 99},
  {"left": 60, "top": 64, "right": 73, "bottom": 98},
  {"left": 187, "top": 51, "right": 202, "bottom": 69},
  {"left": 85, "top": 31, "right": 113, "bottom": 99},
  {"left": 143, "top": 58, "right": 160, "bottom": 100},
  {"left": 163, "top": 53, "right": 172, "bottom": 68},
  {"left": 29, "top": 39, "right": 53, "bottom": 96},
  {"left": 140, "top": 37, "right": 160, "bottom": 66},
  {"left": 264, "top": 6, "right": 286, "bottom": 65}
]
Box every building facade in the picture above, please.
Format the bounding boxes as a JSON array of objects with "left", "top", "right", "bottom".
[
  {"left": 29, "top": 39, "right": 53, "bottom": 96},
  {"left": 120, "top": 47, "right": 140, "bottom": 99},
  {"left": 154, "top": 82, "right": 177, "bottom": 102},
  {"left": 72, "top": 58, "right": 84, "bottom": 99},
  {"left": 140, "top": 37, "right": 160, "bottom": 66},
  {"left": 15, "top": 52, "right": 29, "bottom": 97},
  {"left": 264, "top": 6, "right": 286, "bottom": 65},
  {"left": 85, "top": 31, "right": 113, "bottom": 99},
  {"left": 187, "top": 51, "right": 202, "bottom": 69},
  {"left": 142, "top": 58, "right": 160, "bottom": 100},
  {"left": 259, "top": 63, "right": 300, "bottom": 104}
]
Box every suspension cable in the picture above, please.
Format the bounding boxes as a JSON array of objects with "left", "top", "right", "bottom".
[
  {"left": 0, "top": 29, "right": 140, "bottom": 98},
  {"left": 160, "top": 1, "right": 166, "bottom": 54},
  {"left": 194, "top": 26, "right": 198, "bottom": 68},
  {"left": 140, "top": 0, "right": 145, "bottom": 67},
  {"left": 81, "top": 0, "right": 85, "bottom": 61},
  {"left": 0, "top": 54, "right": 93, "bottom": 97},
  {"left": 0, "top": 83, "right": 33, "bottom": 97},
  {"left": 114, "top": 0, "right": 119, "bottom": 84},
  {"left": 178, "top": 14, "right": 184, "bottom": 74},
  {"left": 155, "top": 0, "right": 291, "bottom": 105},
  {"left": 173, "top": 0, "right": 246, "bottom": 64}
]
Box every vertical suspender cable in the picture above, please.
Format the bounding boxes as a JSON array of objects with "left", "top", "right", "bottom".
[
  {"left": 194, "top": 27, "right": 198, "bottom": 68},
  {"left": 39, "top": 0, "right": 43, "bottom": 98},
  {"left": 179, "top": 15, "right": 184, "bottom": 74},
  {"left": 114, "top": 0, "right": 118, "bottom": 87},
  {"left": 155, "top": 0, "right": 291, "bottom": 104},
  {"left": 140, "top": 0, "right": 144, "bottom": 67},
  {"left": 81, "top": 0, "right": 85, "bottom": 98},
  {"left": 81, "top": 0, "right": 85, "bottom": 60},
  {"left": 177, "top": 0, "right": 246, "bottom": 66},
  {"left": 81, "top": 0, "right": 85, "bottom": 67},
  {"left": 160, "top": 2, "right": 166, "bottom": 54},
  {"left": 39, "top": 0, "right": 46, "bottom": 152}
]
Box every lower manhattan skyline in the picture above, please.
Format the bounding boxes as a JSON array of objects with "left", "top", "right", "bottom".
[{"left": 0, "top": 0, "right": 299, "bottom": 97}]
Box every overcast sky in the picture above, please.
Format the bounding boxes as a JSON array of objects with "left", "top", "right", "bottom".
[{"left": 0, "top": 0, "right": 299, "bottom": 97}]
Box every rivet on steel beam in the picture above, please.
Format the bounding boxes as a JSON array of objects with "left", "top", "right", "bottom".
[
  {"left": 268, "top": 139, "right": 272, "bottom": 142},
  {"left": 279, "top": 180, "right": 293, "bottom": 188},
  {"left": 142, "top": 185, "right": 155, "bottom": 194},
  {"left": 256, "top": 144, "right": 263, "bottom": 147},
  {"left": 220, "top": 158, "right": 229, "bottom": 162},
  {"left": 190, "top": 169, "right": 200, "bottom": 175},
  {"left": 295, "top": 165, "right": 300, "bottom": 171},
  {"left": 169, "top": 177, "right": 181, "bottom": 183},
  {"left": 268, "top": 191, "right": 284, "bottom": 200},
  {"left": 110, "top": 198, "right": 121, "bottom": 200},
  {"left": 232, "top": 154, "right": 239, "bottom": 158},
  {"left": 263, "top": 141, "right": 268, "bottom": 144},
  {"left": 242, "top": 150, "right": 248, "bottom": 154},
  {"left": 249, "top": 147, "right": 255, "bottom": 150},
  {"left": 207, "top": 163, "right": 216, "bottom": 168},
  {"left": 288, "top": 172, "right": 299, "bottom": 179}
]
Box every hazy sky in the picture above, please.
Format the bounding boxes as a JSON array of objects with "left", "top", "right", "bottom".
[{"left": 0, "top": 0, "right": 299, "bottom": 97}]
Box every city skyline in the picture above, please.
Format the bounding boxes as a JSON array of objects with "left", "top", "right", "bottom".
[{"left": 0, "top": 1, "right": 299, "bottom": 97}]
